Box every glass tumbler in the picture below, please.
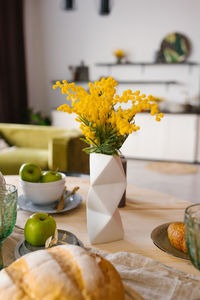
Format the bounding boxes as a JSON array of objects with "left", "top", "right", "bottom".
[
  {"left": 185, "top": 203, "right": 200, "bottom": 270},
  {"left": 0, "top": 184, "right": 17, "bottom": 269}
]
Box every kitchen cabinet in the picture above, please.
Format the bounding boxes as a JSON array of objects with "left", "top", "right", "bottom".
[
  {"left": 52, "top": 110, "right": 199, "bottom": 163},
  {"left": 51, "top": 110, "right": 80, "bottom": 130},
  {"left": 120, "top": 113, "right": 198, "bottom": 163}
]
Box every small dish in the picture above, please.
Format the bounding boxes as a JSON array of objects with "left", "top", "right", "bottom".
[
  {"left": 18, "top": 190, "right": 82, "bottom": 214},
  {"left": 14, "top": 229, "right": 84, "bottom": 260},
  {"left": 151, "top": 222, "right": 190, "bottom": 260}
]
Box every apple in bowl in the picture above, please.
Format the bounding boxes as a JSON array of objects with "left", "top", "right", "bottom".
[
  {"left": 19, "top": 163, "right": 66, "bottom": 205},
  {"left": 41, "top": 171, "right": 62, "bottom": 183},
  {"left": 19, "top": 163, "right": 42, "bottom": 182}
]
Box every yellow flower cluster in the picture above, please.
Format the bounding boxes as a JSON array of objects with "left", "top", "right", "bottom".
[
  {"left": 53, "top": 77, "right": 163, "bottom": 154},
  {"left": 113, "top": 49, "right": 125, "bottom": 58}
]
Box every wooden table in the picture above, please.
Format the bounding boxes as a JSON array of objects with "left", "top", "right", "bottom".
[{"left": 5, "top": 175, "right": 200, "bottom": 277}]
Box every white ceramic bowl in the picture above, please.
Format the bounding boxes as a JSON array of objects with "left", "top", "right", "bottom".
[{"left": 19, "top": 172, "right": 66, "bottom": 205}]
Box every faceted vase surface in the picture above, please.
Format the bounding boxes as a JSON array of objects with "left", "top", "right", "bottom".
[{"left": 87, "top": 153, "right": 126, "bottom": 244}]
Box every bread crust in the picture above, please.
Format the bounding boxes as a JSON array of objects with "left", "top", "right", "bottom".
[
  {"left": 0, "top": 245, "right": 125, "bottom": 300},
  {"left": 89, "top": 253, "right": 125, "bottom": 300},
  {"left": 167, "top": 222, "right": 188, "bottom": 253}
]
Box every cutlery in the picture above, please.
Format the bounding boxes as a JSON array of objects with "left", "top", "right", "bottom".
[
  {"left": 56, "top": 186, "right": 67, "bottom": 213},
  {"left": 56, "top": 186, "right": 79, "bottom": 213}
]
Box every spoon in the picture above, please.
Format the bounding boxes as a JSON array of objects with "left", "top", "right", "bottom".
[{"left": 56, "top": 186, "right": 79, "bottom": 213}]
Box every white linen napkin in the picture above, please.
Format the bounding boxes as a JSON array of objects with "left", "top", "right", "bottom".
[{"left": 102, "top": 251, "right": 200, "bottom": 300}]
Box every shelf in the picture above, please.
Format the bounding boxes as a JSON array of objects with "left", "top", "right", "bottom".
[
  {"left": 96, "top": 62, "right": 199, "bottom": 67},
  {"left": 95, "top": 62, "right": 197, "bottom": 87},
  {"left": 114, "top": 80, "right": 178, "bottom": 85},
  {"left": 51, "top": 80, "right": 88, "bottom": 85},
  {"left": 52, "top": 80, "right": 178, "bottom": 86}
]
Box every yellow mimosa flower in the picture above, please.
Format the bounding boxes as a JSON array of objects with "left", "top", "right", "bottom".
[{"left": 53, "top": 77, "right": 163, "bottom": 155}]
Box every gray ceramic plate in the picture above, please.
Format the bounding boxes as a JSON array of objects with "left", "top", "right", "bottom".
[
  {"left": 151, "top": 222, "right": 190, "bottom": 260},
  {"left": 18, "top": 191, "right": 82, "bottom": 214},
  {"left": 14, "top": 229, "right": 84, "bottom": 260}
]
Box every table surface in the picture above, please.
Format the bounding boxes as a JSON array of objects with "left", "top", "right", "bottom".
[{"left": 5, "top": 175, "right": 200, "bottom": 277}]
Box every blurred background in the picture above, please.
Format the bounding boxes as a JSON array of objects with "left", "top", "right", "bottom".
[{"left": 1, "top": 0, "right": 200, "bottom": 202}]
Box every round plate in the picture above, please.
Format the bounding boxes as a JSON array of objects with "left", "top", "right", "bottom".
[
  {"left": 151, "top": 222, "right": 190, "bottom": 260},
  {"left": 18, "top": 191, "right": 82, "bottom": 214},
  {"left": 14, "top": 229, "right": 84, "bottom": 260},
  {"left": 159, "top": 32, "right": 191, "bottom": 63}
]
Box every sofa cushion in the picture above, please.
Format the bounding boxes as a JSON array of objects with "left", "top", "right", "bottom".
[
  {"left": 0, "top": 132, "right": 13, "bottom": 146},
  {"left": 0, "top": 133, "right": 17, "bottom": 154},
  {"left": 0, "top": 137, "right": 9, "bottom": 151},
  {"left": 0, "top": 148, "right": 48, "bottom": 175},
  {"left": 0, "top": 124, "right": 80, "bottom": 149}
]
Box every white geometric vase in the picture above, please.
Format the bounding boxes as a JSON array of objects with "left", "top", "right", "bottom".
[{"left": 87, "top": 153, "right": 126, "bottom": 244}]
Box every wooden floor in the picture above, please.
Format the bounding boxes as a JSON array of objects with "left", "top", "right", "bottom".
[{"left": 127, "top": 159, "right": 200, "bottom": 204}]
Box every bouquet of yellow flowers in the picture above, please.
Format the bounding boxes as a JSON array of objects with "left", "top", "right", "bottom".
[{"left": 53, "top": 77, "right": 163, "bottom": 155}]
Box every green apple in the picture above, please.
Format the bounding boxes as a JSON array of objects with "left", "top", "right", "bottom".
[
  {"left": 24, "top": 212, "right": 57, "bottom": 246},
  {"left": 19, "top": 163, "right": 42, "bottom": 182},
  {"left": 41, "top": 171, "right": 62, "bottom": 183}
]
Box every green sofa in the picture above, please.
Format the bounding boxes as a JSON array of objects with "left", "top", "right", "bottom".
[{"left": 0, "top": 123, "right": 89, "bottom": 175}]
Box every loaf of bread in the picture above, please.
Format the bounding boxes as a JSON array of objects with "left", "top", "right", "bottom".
[
  {"left": 167, "top": 222, "right": 188, "bottom": 253},
  {"left": 0, "top": 245, "right": 125, "bottom": 300}
]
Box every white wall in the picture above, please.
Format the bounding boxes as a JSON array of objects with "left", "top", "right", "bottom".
[{"left": 24, "top": 0, "right": 200, "bottom": 114}]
